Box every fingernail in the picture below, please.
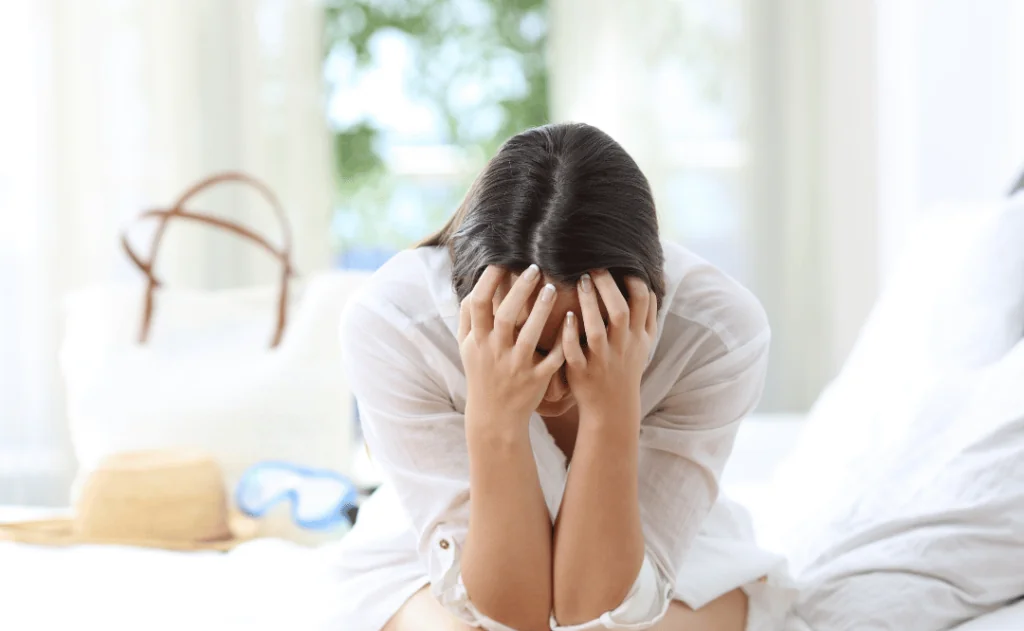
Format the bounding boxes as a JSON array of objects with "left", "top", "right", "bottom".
[
  {"left": 540, "top": 283, "right": 556, "bottom": 302},
  {"left": 566, "top": 311, "right": 575, "bottom": 324},
  {"left": 523, "top": 264, "right": 539, "bottom": 280},
  {"left": 579, "top": 274, "right": 593, "bottom": 293}
]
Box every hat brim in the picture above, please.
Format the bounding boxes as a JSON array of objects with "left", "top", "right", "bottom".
[{"left": 0, "top": 513, "right": 258, "bottom": 552}]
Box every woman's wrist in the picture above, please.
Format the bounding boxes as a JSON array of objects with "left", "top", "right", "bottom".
[
  {"left": 575, "top": 419, "right": 641, "bottom": 455},
  {"left": 578, "top": 392, "right": 642, "bottom": 432},
  {"left": 465, "top": 404, "right": 532, "bottom": 446}
]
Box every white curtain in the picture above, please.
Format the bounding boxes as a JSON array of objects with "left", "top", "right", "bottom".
[{"left": 0, "top": 0, "right": 332, "bottom": 504}]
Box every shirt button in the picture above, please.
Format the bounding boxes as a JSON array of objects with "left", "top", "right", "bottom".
[{"left": 439, "top": 539, "right": 450, "bottom": 550}]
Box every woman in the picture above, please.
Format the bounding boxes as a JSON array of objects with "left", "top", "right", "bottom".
[{"left": 334, "top": 123, "right": 795, "bottom": 631}]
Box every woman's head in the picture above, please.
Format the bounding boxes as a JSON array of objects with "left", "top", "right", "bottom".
[
  {"left": 423, "top": 122, "right": 665, "bottom": 417},
  {"left": 424, "top": 122, "right": 665, "bottom": 302}
]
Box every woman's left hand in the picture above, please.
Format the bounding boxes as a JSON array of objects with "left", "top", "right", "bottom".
[{"left": 562, "top": 270, "right": 658, "bottom": 426}]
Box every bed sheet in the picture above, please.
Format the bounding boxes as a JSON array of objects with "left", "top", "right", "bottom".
[
  {"left": 4, "top": 416, "right": 1021, "bottom": 631},
  {"left": 0, "top": 417, "right": 801, "bottom": 631},
  {"left": 0, "top": 538, "right": 351, "bottom": 631},
  {"left": 5, "top": 537, "right": 1021, "bottom": 631}
]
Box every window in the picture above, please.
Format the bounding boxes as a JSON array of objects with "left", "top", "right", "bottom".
[{"left": 652, "top": 0, "right": 748, "bottom": 279}]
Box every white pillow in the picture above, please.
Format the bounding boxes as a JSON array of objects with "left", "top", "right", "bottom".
[
  {"left": 952, "top": 598, "right": 1024, "bottom": 631},
  {"left": 754, "top": 194, "right": 1024, "bottom": 627},
  {"left": 788, "top": 337, "right": 1024, "bottom": 630},
  {"left": 930, "top": 195, "right": 1024, "bottom": 366},
  {"left": 760, "top": 195, "right": 1024, "bottom": 558}
]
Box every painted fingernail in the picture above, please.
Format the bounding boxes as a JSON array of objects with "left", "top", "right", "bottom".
[
  {"left": 579, "top": 273, "right": 593, "bottom": 293},
  {"left": 523, "top": 264, "right": 539, "bottom": 280},
  {"left": 540, "top": 283, "right": 556, "bottom": 302}
]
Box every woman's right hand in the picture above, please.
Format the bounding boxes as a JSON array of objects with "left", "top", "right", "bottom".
[{"left": 458, "top": 264, "right": 565, "bottom": 432}]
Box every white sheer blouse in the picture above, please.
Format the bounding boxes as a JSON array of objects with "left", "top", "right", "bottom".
[{"left": 338, "top": 241, "right": 776, "bottom": 630}]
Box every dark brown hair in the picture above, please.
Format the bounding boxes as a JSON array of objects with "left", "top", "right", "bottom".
[{"left": 421, "top": 122, "right": 665, "bottom": 304}]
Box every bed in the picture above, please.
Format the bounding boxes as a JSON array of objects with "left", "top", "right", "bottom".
[{"left": 3, "top": 415, "right": 1023, "bottom": 631}]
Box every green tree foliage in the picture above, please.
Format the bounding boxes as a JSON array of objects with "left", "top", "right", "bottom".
[{"left": 323, "top": 0, "right": 549, "bottom": 251}]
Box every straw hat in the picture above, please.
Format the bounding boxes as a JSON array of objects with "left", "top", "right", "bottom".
[{"left": 0, "top": 450, "right": 257, "bottom": 551}]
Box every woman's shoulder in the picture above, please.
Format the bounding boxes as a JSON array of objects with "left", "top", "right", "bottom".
[
  {"left": 659, "top": 240, "right": 769, "bottom": 353},
  {"left": 342, "top": 246, "right": 457, "bottom": 336}
]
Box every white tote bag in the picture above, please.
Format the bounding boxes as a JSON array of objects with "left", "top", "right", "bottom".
[{"left": 61, "top": 173, "right": 368, "bottom": 544}]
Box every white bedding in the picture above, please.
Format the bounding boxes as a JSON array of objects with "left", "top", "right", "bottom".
[
  {"left": 954, "top": 599, "right": 1024, "bottom": 631},
  {"left": 3, "top": 527, "right": 1022, "bottom": 631},
  {"left": 0, "top": 419, "right": 796, "bottom": 631},
  {"left": 3, "top": 415, "right": 1022, "bottom": 631},
  {"left": 0, "top": 538, "right": 351, "bottom": 631}
]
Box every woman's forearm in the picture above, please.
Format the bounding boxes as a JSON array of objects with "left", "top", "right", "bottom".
[
  {"left": 462, "top": 417, "right": 553, "bottom": 631},
  {"left": 552, "top": 410, "right": 645, "bottom": 625}
]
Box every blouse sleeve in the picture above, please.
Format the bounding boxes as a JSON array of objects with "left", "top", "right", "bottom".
[
  {"left": 554, "top": 317, "right": 771, "bottom": 631},
  {"left": 339, "top": 299, "right": 498, "bottom": 628},
  {"left": 636, "top": 323, "right": 771, "bottom": 621}
]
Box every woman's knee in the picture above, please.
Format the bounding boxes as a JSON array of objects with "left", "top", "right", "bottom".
[
  {"left": 652, "top": 588, "right": 748, "bottom": 631},
  {"left": 382, "top": 586, "right": 477, "bottom": 631},
  {"left": 386, "top": 585, "right": 748, "bottom": 631}
]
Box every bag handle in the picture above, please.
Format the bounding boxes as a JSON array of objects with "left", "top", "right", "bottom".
[{"left": 120, "top": 172, "right": 295, "bottom": 349}]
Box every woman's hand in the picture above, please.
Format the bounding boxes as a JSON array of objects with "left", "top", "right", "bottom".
[
  {"left": 562, "top": 271, "right": 657, "bottom": 426},
  {"left": 459, "top": 264, "right": 566, "bottom": 431}
]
